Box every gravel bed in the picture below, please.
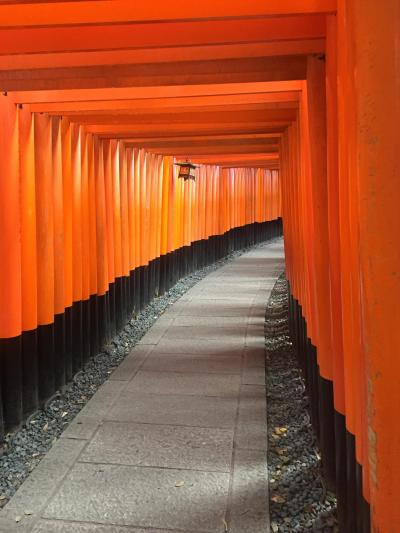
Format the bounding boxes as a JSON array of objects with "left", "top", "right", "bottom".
[
  {"left": 0, "top": 241, "right": 275, "bottom": 508},
  {"left": 265, "top": 275, "right": 338, "bottom": 533}
]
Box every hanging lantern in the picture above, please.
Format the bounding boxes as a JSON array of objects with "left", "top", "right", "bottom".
[{"left": 175, "top": 160, "right": 198, "bottom": 181}]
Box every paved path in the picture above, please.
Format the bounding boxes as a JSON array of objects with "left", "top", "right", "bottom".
[{"left": 1, "top": 240, "right": 284, "bottom": 533}]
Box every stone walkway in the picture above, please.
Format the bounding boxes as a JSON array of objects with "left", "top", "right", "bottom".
[{"left": 0, "top": 240, "right": 284, "bottom": 533}]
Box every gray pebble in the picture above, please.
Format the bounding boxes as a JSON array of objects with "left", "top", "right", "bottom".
[{"left": 266, "top": 276, "right": 338, "bottom": 532}]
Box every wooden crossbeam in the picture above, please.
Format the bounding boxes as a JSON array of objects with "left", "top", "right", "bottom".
[
  {"left": 0, "top": 17, "right": 326, "bottom": 55},
  {"left": 0, "top": 40, "right": 325, "bottom": 71},
  {"left": 83, "top": 123, "right": 289, "bottom": 137},
  {"left": 121, "top": 133, "right": 282, "bottom": 144},
  {"left": 0, "top": 56, "right": 307, "bottom": 91},
  {"left": 28, "top": 91, "right": 299, "bottom": 114},
  {"left": 10, "top": 81, "right": 303, "bottom": 104},
  {"left": 124, "top": 136, "right": 280, "bottom": 149},
  {"left": 0, "top": 1, "right": 336, "bottom": 27},
  {"left": 79, "top": 122, "right": 289, "bottom": 132},
  {"left": 142, "top": 145, "right": 280, "bottom": 156},
  {"left": 67, "top": 108, "right": 297, "bottom": 126}
]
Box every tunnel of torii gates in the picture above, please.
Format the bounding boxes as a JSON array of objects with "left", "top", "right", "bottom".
[{"left": 0, "top": 0, "right": 398, "bottom": 531}]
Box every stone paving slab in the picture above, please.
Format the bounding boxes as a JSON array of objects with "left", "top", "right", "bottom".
[
  {"left": 150, "top": 338, "right": 246, "bottom": 355},
  {"left": 1, "top": 239, "right": 284, "bottom": 533},
  {"left": 167, "top": 302, "right": 252, "bottom": 317},
  {"left": 170, "top": 316, "right": 249, "bottom": 327},
  {"left": 162, "top": 325, "right": 247, "bottom": 341},
  {"left": 42, "top": 463, "right": 230, "bottom": 532},
  {"left": 0, "top": 439, "right": 87, "bottom": 532},
  {"left": 32, "top": 522, "right": 200, "bottom": 533},
  {"left": 142, "top": 353, "right": 242, "bottom": 375},
  {"left": 80, "top": 421, "right": 234, "bottom": 472},
  {"left": 186, "top": 294, "right": 256, "bottom": 302},
  {"left": 105, "top": 391, "right": 239, "bottom": 428},
  {"left": 229, "top": 448, "right": 270, "bottom": 533},
  {"left": 60, "top": 380, "right": 127, "bottom": 441},
  {"left": 109, "top": 345, "right": 154, "bottom": 382},
  {"left": 235, "top": 385, "right": 268, "bottom": 451},
  {"left": 126, "top": 370, "right": 241, "bottom": 397},
  {"left": 243, "top": 347, "right": 266, "bottom": 368},
  {"left": 242, "top": 365, "right": 266, "bottom": 386}
]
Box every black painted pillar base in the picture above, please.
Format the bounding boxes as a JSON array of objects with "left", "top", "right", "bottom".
[
  {"left": 346, "top": 431, "right": 357, "bottom": 532},
  {"left": 0, "top": 335, "right": 23, "bottom": 433},
  {"left": 64, "top": 305, "right": 73, "bottom": 382},
  {"left": 71, "top": 300, "right": 83, "bottom": 374},
  {"left": 21, "top": 329, "right": 39, "bottom": 419},
  {"left": 89, "top": 295, "right": 99, "bottom": 358},
  {"left": 54, "top": 312, "right": 66, "bottom": 391},
  {"left": 318, "top": 374, "right": 336, "bottom": 490},
  {"left": 307, "top": 341, "right": 321, "bottom": 438},
  {"left": 37, "top": 323, "right": 55, "bottom": 406},
  {"left": 334, "top": 410, "right": 348, "bottom": 529}
]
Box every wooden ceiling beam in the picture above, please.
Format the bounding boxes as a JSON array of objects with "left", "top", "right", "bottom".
[
  {"left": 10, "top": 81, "right": 303, "bottom": 104},
  {"left": 0, "top": 40, "right": 325, "bottom": 71},
  {"left": 190, "top": 154, "right": 280, "bottom": 166},
  {"left": 0, "top": 17, "right": 325, "bottom": 55},
  {"left": 28, "top": 91, "right": 300, "bottom": 114},
  {"left": 124, "top": 137, "right": 280, "bottom": 149},
  {"left": 0, "top": 1, "right": 337, "bottom": 27},
  {"left": 91, "top": 123, "right": 287, "bottom": 137},
  {"left": 221, "top": 164, "right": 280, "bottom": 169},
  {"left": 82, "top": 126, "right": 289, "bottom": 138},
  {"left": 67, "top": 108, "right": 297, "bottom": 125},
  {"left": 0, "top": 56, "right": 307, "bottom": 92},
  {"left": 41, "top": 102, "right": 298, "bottom": 118},
  {"left": 191, "top": 153, "right": 278, "bottom": 161},
  {"left": 121, "top": 133, "right": 282, "bottom": 144},
  {"left": 142, "top": 145, "right": 280, "bottom": 155}
]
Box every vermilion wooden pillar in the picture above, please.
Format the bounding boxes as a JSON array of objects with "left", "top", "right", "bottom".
[
  {"left": 80, "top": 129, "right": 91, "bottom": 361},
  {"left": 354, "top": 0, "right": 400, "bottom": 530},
  {"left": 88, "top": 133, "right": 100, "bottom": 355},
  {"left": 326, "top": 13, "right": 349, "bottom": 528},
  {"left": 51, "top": 116, "right": 66, "bottom": 389},
  {"left": 34, "top": 113, "right": 56, "bottom": 402},
  {"left": 19, "top": 105, "right": 39, "bottom": 418},
  {"left": 94, "top": 139, "right": 110, "bottom": 345},
  {"left": 306, "top": 54, "right": 336, "bottom": 489},
  {"left": 61, "top": 117, "right": 74, "bottom": 381},
  {"left": 0, "top": 95, "right": 22, "bottom": 434},
  {"left": 70, "top": 123, "right": 84, "bottom": 370},
  {"left": 336, "top": 3, "right": 362, "bottom": 529}
]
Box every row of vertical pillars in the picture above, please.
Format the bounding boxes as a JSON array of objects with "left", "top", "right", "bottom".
[
  {"left": 288, "top": 289, "right": 371, "bottom": 533},
  {"left": 0, "top": 219, "right": 282, "bottom": 446}
]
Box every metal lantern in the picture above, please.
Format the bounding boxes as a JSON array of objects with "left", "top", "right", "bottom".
[{"left": 175, "top": 160, "right": 198, "bottom": 181}]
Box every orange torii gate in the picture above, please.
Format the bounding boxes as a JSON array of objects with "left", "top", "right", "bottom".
[{"left": 0, "top": 1, "right": 399, "bottom": 531}]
